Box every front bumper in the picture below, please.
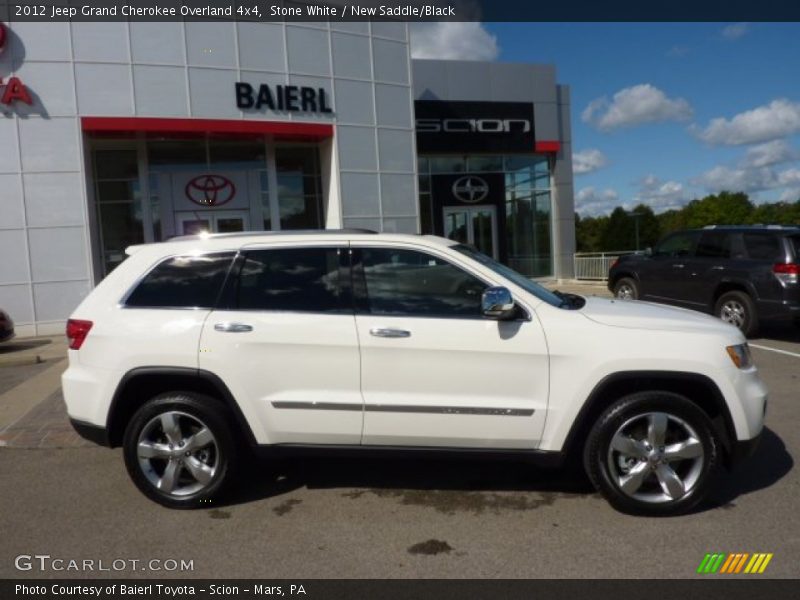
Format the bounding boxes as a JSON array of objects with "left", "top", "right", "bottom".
[
  {"left": 69, "top": 418, "right": 111, "bottom": 447},
  {"left": 729, "top": 430, "right": 762, "bottom": 466}
]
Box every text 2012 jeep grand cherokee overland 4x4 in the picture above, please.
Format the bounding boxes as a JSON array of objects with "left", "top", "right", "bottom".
[{"left": 63, "top": 231, "right": 766, "bottom": 515}]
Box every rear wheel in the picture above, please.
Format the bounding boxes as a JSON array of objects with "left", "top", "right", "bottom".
[
  {"left": 613, "top": 277, "right": 639, "bottom": 300},
  {"left": 123, "top": 392, "right": 237, "bottom": 509},
  {"left": 715, "top": 290, "right": 758, "bottom": 337},
  {"left": 584, "top": 391, "right": 720, "bottom": 516}
]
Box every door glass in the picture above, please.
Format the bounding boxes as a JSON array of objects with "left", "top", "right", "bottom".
[
  {"left": 696, "top": 232, "right": 731, "bottom": 258},
  {"left": 654, "top": 232, "right": 699, "bottom": 257},
  {"left": 236, "top": 248, "right": 345, "bottom": 313},
  {"left": 471, "top": 209, "right": 495, "bottom": 259},
  {"left": 359, "top": 248, "right": 486, "bottom": 318},
  {"left": 216, "top": 217, "right": 245, "bottom": 233},
  {"left": 182, "top": 219, "right": 211, "bottom": 235},
  {"left": 444, "top": 210, "right": 469, "bottom": 244}
]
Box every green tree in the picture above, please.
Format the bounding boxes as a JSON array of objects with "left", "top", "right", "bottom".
[{"left": 600, "top": 207, "right": 634, "bottom": 250}]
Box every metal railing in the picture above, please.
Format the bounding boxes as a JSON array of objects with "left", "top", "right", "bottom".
[{"left": 573, "top": 251, "right": 641, "bottom": 281}]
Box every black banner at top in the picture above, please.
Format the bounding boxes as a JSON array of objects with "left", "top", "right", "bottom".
[{"left": 2, "top": 0, "right": 800, "bottom": 22}]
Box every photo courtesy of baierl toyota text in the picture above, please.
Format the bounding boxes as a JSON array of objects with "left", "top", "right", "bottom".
[{"left": 0, "top": 1, "right": 798, "bottom": 599}]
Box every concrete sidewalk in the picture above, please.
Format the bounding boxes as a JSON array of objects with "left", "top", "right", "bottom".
[{"left": 542, "top": 279, "right": 612, "bottom": 298}]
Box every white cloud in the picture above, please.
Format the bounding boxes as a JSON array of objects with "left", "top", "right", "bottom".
[
  {"left": 582, "top": 84, "right": 693, "bottom": 131},
  {"left": 410, "top": 23, "right": 499, "bottom": 61},
  {"left": 575, "top": 187, "right": 621, "bottom": 216},
  {"left": 694, "top": 163, "right": 800, "bottom": 198},
  {"left": 740, "top": 140, "right": 797, "bottom": 168},
  {"left": 633, "top": 175, "right": 688, "bottom": 211},
  {"left": 721, "top": 23, "right": 749, "bottom": 40},
  {"left": 666, "top": 45, "right": 690, "bottom": 58},
  {"left": 572, "top": 149, "right": 608, "bottom": 175},
  {"left": 694, "top": 99, "right": 800, "bottom": 146}
]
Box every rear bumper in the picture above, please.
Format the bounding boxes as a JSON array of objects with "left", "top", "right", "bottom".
[
  {"left": 755, "top": 298, "right": 800, "bottom": 321},
  {"left": 69, "top": 418, "right": 111, "bottom": 447}
]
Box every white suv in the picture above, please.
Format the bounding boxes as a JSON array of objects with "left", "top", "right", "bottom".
[{"left": 63, "top": 231, "right": 766, "bottom": 515}]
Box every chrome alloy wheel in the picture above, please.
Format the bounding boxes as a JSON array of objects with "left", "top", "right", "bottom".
[
  {"left": 616, "top": 283, "right": 635, "bottom": 300},
  {"left": 607, "top": 412, "right": 704, "bottom": 504},
  {"left": 137, "top": 411, "right": 218, "bottom": 497},
  {"left": 719, "top": 300, "right": 746, "bottom": 329}
]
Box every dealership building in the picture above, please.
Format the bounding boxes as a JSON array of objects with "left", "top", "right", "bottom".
[{"left": 0, "top": 20, "right": 575, "bottom": 337}]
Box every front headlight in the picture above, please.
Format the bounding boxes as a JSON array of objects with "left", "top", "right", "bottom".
[{"left": 726, "top": 343, "right": 753, "bottom": 369}]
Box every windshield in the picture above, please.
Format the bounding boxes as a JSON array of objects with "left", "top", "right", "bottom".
[{"left": 452, "top": 244, "right": 565, "bottom": 308}]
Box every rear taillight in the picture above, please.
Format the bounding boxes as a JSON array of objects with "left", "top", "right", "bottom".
[
  {"left": 610, "top": 259, "right": 619, "bottom": 269},
  {"left": 773, "top": 263, "right": 799, "bottom": 285},
  {"left": 66, "top": 319, "right": 93, "bottom": 350}
]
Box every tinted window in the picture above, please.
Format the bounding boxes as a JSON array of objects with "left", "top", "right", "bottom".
[
  {"left": 743, "top": 234, "right": 782, "bottom": 260},
  {"left": 359, "top": 248, "right": 486, "bottom": 317},
  {"left": 654, "top": 232, "right": 699, "bottom": 257},
  {"left": 236, "top": 248, "right": 345, "bottom": 312},
  {"left": 125, "top": 254, "right": 234, "bottom": 308},
  {"left": 696, "top": 232, "right": 731, "bottom": 258},
  {"left": 790, "top": 236, "right": 800, "bottom": 261}
]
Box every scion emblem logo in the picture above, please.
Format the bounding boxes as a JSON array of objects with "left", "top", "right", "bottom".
[
  {"left": 185, "top": 175, "right": 236, "bottom": 207},
  {"left": 452, "top": 176, "right": 489, "bottom": 204}
]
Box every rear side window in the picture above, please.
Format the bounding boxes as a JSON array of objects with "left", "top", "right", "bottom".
[
  {"left": 788, "top": 236, "right": 800, "bottom": 261},
  {"left": 696, "top": 232, "right": 731, "bottom": 258},
  {"left": 743, "top": 234, "right": 782, "bottom": 260},
  {"left": 357, "top": 248, "right": 487, "bottom": 318},
  {"left": 235, "top": 247, "right": 346, "bottom": 312},
  {"left": 125, "top": 254, "right": 234, "bottom": 308}
]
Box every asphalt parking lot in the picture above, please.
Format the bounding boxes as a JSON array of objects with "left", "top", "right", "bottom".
[{"left": 0, "top": 321, "right": 798, "bottom": 579}]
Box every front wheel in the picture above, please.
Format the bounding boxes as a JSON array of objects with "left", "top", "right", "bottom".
[
  {"left": 584, "top": 392, "right": 720, "bottom": 516},
  {"left": 613, "top": 277, "right": 639, "bottom": 300},
  {"left": 123, "top": 392, "right": 237, "bottom": 508}
]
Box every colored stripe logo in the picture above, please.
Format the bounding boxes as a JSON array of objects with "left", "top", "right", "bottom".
[{"left": 697, "top": 553, "right": 773, "bottom": 574}]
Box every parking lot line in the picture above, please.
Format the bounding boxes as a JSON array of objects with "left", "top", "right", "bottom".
[{"left": 750, "top": 343, "right": 800, "bottom": 359}]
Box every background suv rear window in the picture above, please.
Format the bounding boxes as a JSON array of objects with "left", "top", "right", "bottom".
[
  {"left": 743, "top": 234, "right": 782, "bottom": 260},
  {"left": 125, "top": 254, "right": 234, "bottom": 308}
]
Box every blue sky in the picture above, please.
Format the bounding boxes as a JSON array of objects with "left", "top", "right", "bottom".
[{"left": 411, "top": 22, "right": 800, "bottom": 216}]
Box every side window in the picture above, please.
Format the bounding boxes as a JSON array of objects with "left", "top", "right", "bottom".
[
  {"left": 654, "top": 232, "right": 699, "bottom": 257},
  {"left": 696, "top": 232, "right": 731, "bottom": 258},
  {"left": 235, "top": 247, "right": 346, "bottom": 312},
  {"left": 358, "top": 248, "right": 487, "bottom": 317},
  {"left": 125, "top": 253, "right": 234, "bottom": 308},
  {"left": 743, "top": 234, "right": 782, "bottom": 261}
]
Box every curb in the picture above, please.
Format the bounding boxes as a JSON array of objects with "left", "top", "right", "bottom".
[{"left": 0, "top": 354, "right": 44, "bottom": 368}]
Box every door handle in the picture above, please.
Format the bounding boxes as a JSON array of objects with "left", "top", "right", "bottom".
[
  {"left": 369, "top": 327, "right": 411, "bottom": 338},
  {"left": 672, "top": 263, "right": 685, "bottom": 268},
  {"left": 711, "top": 265, "right": 725, "bottom": 270},
  {"left": 214, "top": 322, "right": 253, "bottom": 333}
]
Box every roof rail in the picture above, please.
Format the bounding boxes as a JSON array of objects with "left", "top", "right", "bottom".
[
  {"left": 701, "top": 224, "right": 799, "bottom": 231},
  {"left": 167, "top": 228, "right": 378, "bottom": 242}
]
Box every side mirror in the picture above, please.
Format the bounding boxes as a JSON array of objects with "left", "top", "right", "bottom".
[{"left": 482, "top": 286, "right": 516, "bottom": 320}]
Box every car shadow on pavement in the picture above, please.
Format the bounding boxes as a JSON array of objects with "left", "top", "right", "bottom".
[
  {"left": 752, "top": 322, "right": 800, "bottom": 344},
  {"left": 222, "top": 427, "right": 792, "bottom": 513},
  {"left": 706, "top": 426, "right": 793, "bottom": 511},
  {"left": 222, "top": 453, "right": 597, "bottom": 509}
]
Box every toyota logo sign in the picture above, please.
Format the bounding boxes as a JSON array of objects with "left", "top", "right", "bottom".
[
  {"left": 185, "top": 175, "right": 236, "bottom": 207},
  {"left": 452, "top": 176, "right": 490, "bottom": 204}
]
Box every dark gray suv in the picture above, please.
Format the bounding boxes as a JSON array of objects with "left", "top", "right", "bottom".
[{"left": 608, "top": 226, "right": 800, "bottom": 336}]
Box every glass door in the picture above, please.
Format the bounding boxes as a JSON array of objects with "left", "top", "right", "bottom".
[
  {"left": 443, "top": 205, "right": 498, "bottom": 259},
  {"left": 176, "top": 211, "right": 250, "bottom": 236}
]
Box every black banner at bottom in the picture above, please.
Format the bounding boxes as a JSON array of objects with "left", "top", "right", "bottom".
[{"left": 2, "top": 579, "right": 798, "bottom": 600}]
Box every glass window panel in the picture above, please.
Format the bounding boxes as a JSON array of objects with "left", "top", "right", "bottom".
[
  {"left": 472, "top": 209, "right": 495, "bottom": 259},
  {"left": 236, "top": 248, "right": 344, "bottom": 312},
  {"left": 280, "top": 196, "right": 322, "bottom": 230},
  {"left": 148, "top": 140, "right": 207, "bottom": 166},
  {"left": 94, "top": 149, "right": 138, "bottom": 179},
  {"left": 98, "top": 202, "right": 144, "bottom": 254},
  {"left": 208, "top": 139, "right": 266, "bottom": 166},
  {"left": 429, "top": 156, "right": 466, "bottom": 174},
  {"left": 418, "top": 174, "right": 431, "bottom": 193},
  {"left": 125, "top": 254, "right": 234, "bottom": 308},
  {"left": 743, "top": 233, "right": 782, "bottom": 260},
  {"left": 181, "top": 219, "right": 211, "bottom": 236},
  {"left": 697, "top": 232, "right": 732, "bottom": 258},
  {"left": 419, "top": 193, "right": 433, "bottom": 235},
  {"left": 360, "top": 248, "right": 486, "bottom": 318},
  {"left": 216, "top": 217, "right": 246, "bottom": 233},
  {"left": 96, "top": 180, "right": 140, "bottom": 203},
  {"left": 417, "top": 156, "right": 429, "bottom": 173},
  {"left": 467, "top": 156, "right": 503, "bottom": 172},
  {"left": 444, "top": 209, "right": 469, "bottom": 244},
  {"left": 276, "top": 146, "right": 320, "bottom": 175}
]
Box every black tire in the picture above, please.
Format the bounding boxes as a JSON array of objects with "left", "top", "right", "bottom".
[
  {"left": 123, "top": 392, "right": 238, "bottom": 509},
  {"left": 583, "top": 391, "right": 721, "bottom": 516},
  {"left": 714, "top": 290, "right": 759, "bottom": 337},
  {"left": 613, "top": 277, "right": 639, "bottom": 300}
]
